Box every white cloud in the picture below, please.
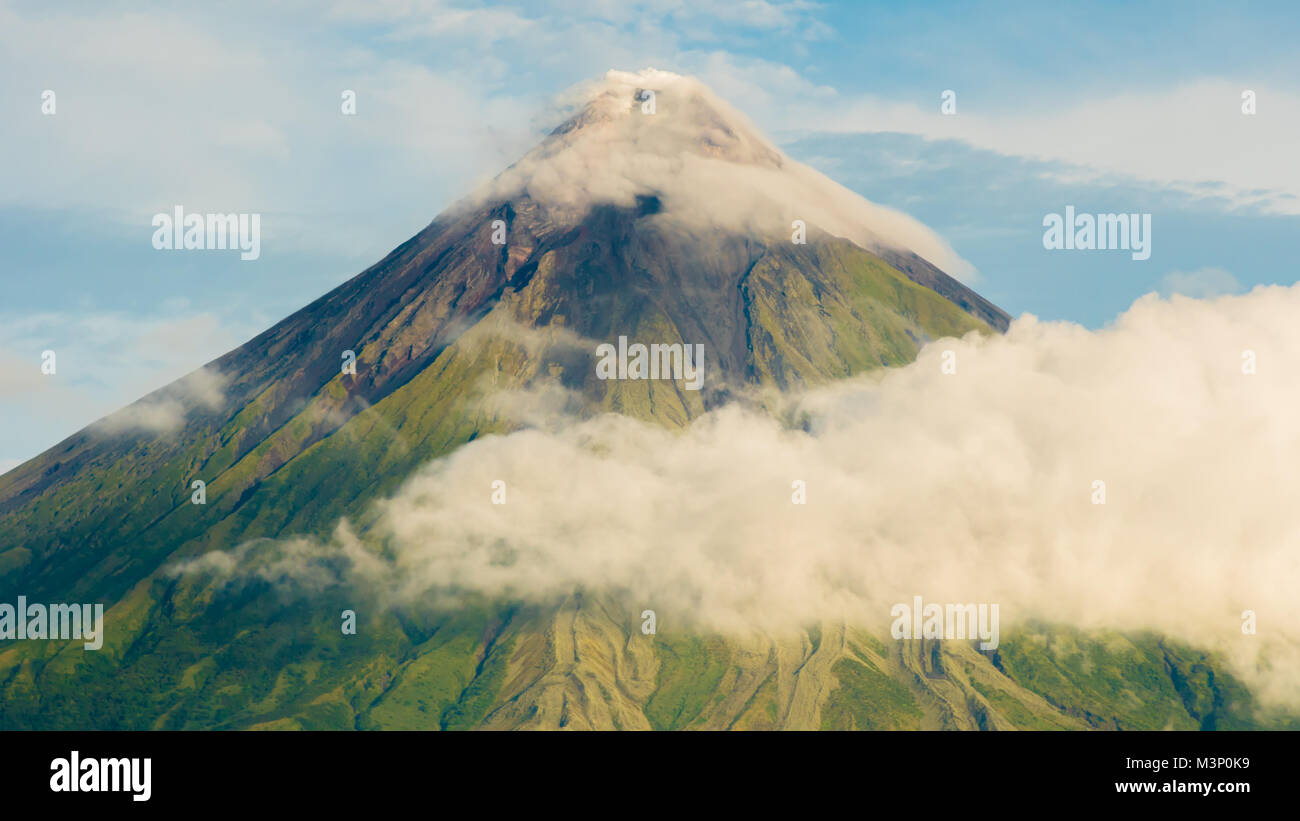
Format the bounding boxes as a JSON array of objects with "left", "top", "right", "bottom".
[
  {"left": 95, "top": 366, "right": 229, "bottom": 434},
  {"left": 1160, "top": 266, "right": 1242, "bottom": 298},
  {"left": 0, "top": 310, "right": 256, "bottom": 461},
  {"left": 0, "top": 4, "right": 539, "bottom": 258},
  {"left": 776, "top": 80, "right": 1300, "bottom": 215},
  {"left": 482, "top": 69, "right": 978, "bottom": 278},
  {"left": 327, "top": 0, "right": 822, "bottom": 35},
  {"left": 5, "top": 0, "right": 1289, "bottom": 269},
  {"left": 0, "top": 8, "right": 277, "bottom": 215},
  {"left": 187, "top": 284, "right": 1300, "bottom": 707}
]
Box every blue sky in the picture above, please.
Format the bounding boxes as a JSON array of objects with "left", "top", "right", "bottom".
[{"left": 2, "top": 0, "right": 1299, "bottom": 470}]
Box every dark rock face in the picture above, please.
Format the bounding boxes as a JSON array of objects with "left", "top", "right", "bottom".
[
  {"left": 0, "top": 183, "right": 1003, "bottom": 597},
  {"left": 0, "top": 74, "right": 1054, "bottom": 731}
]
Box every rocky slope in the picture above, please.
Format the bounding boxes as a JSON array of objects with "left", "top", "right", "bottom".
[{"left": 0, "top": 70, "right": 1277, "bottom": 731}]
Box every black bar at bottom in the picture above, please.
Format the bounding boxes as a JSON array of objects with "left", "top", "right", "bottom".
[{"left": 0, "top": 730, "right": 1287, "bottom": 810}]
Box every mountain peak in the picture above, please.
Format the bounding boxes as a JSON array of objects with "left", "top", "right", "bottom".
[
  {"left": 0, "top": 65, "right": 1015, "bottom": 732},
  {"left": 485, "top": 68, "right": 976, "bottom": 282},
  {"left": 544, "top": 68, "right": 785, "bottom": 169}
]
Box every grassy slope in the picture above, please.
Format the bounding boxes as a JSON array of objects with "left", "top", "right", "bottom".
[{"left": 1, "top": 237, "right": 1287, "bottom": 730}]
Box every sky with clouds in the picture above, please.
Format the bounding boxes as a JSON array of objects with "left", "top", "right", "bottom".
[{"left": 2, "top": 0, "right": 1299, "bottom": 471}]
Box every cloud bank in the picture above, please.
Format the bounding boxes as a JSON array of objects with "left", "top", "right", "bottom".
[{"left": 178, "top": 283, "right": 1300, "bottom": 705}]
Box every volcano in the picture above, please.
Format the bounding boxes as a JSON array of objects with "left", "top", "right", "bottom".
[{"left": 0, "top": 70, "right": 1264, "bottom": 731}]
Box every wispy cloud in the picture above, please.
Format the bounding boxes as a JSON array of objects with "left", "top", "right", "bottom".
[
  {"left": 181, "top": 284, "right": 1300, "bottom": 707},
  {"left": 94, "top": 366, "right": 229, "bottom": 434},
  {"left": 1160, "top": 267, "right": 1243, "bottom": 298},
  {"left": 775, "top": 80, "right": 1300, "bottom": 216},
  {"left": 0, "top": 309, "right": 256, "bottom": 462}
]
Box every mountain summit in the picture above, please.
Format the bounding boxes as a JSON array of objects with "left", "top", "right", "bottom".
[
  {"left": 484, "top": 68, "right": 1007, "bottom": 330},
  {"left": 10, "top": 71, "right": 1252, "bottom": 733},
  {"left": 492, "top": 69, "right": 981, "bottom": 283}
]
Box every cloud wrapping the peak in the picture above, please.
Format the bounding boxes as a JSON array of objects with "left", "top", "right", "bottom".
[{"left": 482, "top": 68, "right": 978, "bottom": 279}]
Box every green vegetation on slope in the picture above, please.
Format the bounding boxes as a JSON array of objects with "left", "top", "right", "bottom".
[{"left": 643, "top": 635, "right": 732, "bottom": 730}]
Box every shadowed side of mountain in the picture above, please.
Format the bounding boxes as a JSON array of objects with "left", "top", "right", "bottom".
[
  {"left": 0, "top": 68, "right": 1042, "bottom": 731},
  {"left": 0, "top": 194, "right": 997, "bottom": 609}
]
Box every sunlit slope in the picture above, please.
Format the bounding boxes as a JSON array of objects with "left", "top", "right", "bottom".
[{"left": 5, "top": 68, "right": 1273, "bottom": 732}]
